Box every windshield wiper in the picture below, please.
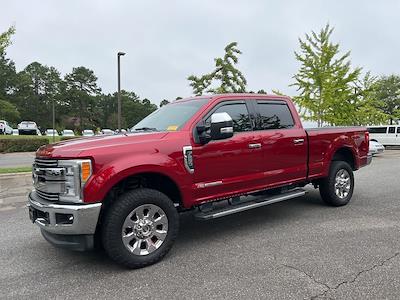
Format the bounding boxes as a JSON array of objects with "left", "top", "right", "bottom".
[{"left": 134, "top": 127, "right": 158, "bottom": 131}]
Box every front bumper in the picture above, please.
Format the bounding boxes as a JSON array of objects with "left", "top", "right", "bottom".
[{"left": 28, "top": 192, "right": 102, "bottom": 250}]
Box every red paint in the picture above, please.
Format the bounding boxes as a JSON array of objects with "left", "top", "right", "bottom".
[{"left": 36, "top": 94, "right": 370, "bottom": 208}]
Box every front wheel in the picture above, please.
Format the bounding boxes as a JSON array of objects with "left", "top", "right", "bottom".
[
  {"left": 319, "top": 161, "right": 354, "bottom": 206},
  {"left": 102, "top": 188, "right": 179, "bottom": 269}
]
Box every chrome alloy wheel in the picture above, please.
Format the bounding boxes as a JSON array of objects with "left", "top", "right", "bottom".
[
  {"left": 121, "top": 204, "right": 168, "bottom": 255},
  {"left": 334, "top": 169, "right": 351, "bottom": 199}
]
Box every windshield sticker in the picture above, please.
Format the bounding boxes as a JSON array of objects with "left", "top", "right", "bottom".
[{"left": 167, "top": 125, "right": 178, "bottom": 131}]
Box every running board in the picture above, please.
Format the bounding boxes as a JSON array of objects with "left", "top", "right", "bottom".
[{"left": 195, "top": 188, "right": 306, "bottom": 220}]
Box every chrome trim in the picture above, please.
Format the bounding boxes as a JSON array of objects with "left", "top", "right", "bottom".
[
  {"left": 220, "top": 127, "right": 233, "bottom": 134},
  {"left": 293, "top": 138, "right": 305, "bottom": 144},
  {"left": 248, "top": 143, "right": 262, "bottom": 149},
  {"left": 28, "top": 193, "right": 101, "bottom": 235},
  {"left": 196, "top": 189, "right": 306, "bottom": 220},
  {"left": 183, "top": 146, "right": 194, "bottom": 174}
]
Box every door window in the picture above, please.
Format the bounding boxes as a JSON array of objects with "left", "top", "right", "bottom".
[
  {"left": 207, "top": 103, "right": 252, "bottom": 132},
  {"left": 397, "top": 127, "right": 400, "bottom": 134},
  {"left": 388, "top": 127, "right": 395, "bottom": 133},
  {"left": 255, "top": 102, "right": 294, "bottom": 130}
]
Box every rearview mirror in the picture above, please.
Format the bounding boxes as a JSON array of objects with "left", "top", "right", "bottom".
[{"left": 210, "top": 112, "right": 234, "bottom": 140}]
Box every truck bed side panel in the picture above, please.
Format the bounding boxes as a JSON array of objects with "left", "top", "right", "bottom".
[{"left": 306, "top": 127, "right": 369, "bottom": 179}]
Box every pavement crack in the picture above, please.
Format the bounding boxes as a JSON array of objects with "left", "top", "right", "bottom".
[
  {"left": 282, "top": 263, "right": 331, "bottom": 291},
  {"left": 310, "top": 252, "right": 400, "bottom": 299}
]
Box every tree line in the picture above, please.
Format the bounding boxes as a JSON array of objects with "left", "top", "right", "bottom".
[{"left": 1, "top": 24, "right": 400, "bottom": 131}]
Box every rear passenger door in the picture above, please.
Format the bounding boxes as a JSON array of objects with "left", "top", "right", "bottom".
[{"left": 252, "top": 100, "right": 308, "bottom": 187}]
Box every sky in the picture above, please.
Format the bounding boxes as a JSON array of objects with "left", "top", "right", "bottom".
[{"left": 1, "top": 0, "right": 400, "bottom": 105}]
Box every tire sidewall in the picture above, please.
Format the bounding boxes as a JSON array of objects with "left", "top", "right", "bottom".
[{"left": 102, "top": 188, "right": 179, "bottom": 268}]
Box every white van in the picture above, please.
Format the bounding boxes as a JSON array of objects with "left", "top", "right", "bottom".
[{"left": 367, "top": 125, "right": 400, "bottom": 146}]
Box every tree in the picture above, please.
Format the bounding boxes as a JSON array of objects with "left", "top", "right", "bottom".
[
  {"left": 160, "top": 99, "right": 170, "bottom": 107},
  {"left": 0, "top": 26, "right": 17, "bottom": 99},
  {"left": 373, "top": 75, "right": 400, "bottom": 124},
  {"left": 0, "top": 26, "right": 15, "bottom": 53},
  {"left": 64, "top": 67, "right": 101, "bottom": 129},
  {"left": 292, "top": 24, "right": 361, "bottom": 126},
  {"left": 351, "top": 72, "right": 388, "bottom": 125},
  {"left": 13, "top": 62, "right": 63, "bottom": 129},
  {"left": 188, "top": 42, "right": 247, "bottom": 95},
  {"left": 0, "top": 99, "right": 19, "bottom": 124}
]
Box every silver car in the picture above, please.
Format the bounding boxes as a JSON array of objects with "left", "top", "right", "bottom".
[{"left": 369, "top": 140, "right": 385, "bottom": 155}]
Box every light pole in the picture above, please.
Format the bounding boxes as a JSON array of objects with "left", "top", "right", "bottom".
[
  {"left": 52, "top": 98, "right": 55, "bottom": 143},
  {"left": 117, "top": 51, "right": 126, "bottom": 132}
]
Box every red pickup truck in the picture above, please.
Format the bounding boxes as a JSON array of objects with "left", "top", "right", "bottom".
[{"left": 28, "top": 93, "right": 371, "bottom": 268}]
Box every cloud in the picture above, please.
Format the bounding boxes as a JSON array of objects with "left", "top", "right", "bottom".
[{"left": 1, "top": 0, "right": 399, "bottom": 104}]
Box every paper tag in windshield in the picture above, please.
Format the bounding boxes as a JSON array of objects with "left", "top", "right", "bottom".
[{"left": 167, "top": 125, "right": 178, "bottom": 131}]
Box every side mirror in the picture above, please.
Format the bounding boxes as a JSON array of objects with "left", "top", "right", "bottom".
[{"left": 210, "top": 112, "right": 234, "bottom": 140}]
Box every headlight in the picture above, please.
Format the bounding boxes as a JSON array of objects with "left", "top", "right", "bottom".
[{"left": 58, "top": 159, "right": 92, "bottom": 203}]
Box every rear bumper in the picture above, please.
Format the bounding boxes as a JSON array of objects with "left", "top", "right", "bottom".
[{"left": 28, "top": 192, "right": 102, "bottom": 250}]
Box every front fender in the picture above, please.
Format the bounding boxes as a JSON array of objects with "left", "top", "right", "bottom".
[{"left": 83, "top": 154, "right": 191, "bottom": 204}]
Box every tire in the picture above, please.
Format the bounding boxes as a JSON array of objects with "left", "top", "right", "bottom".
[
  {"left": 102, "top": 188, "right": 179, "bottom": 269},
  {"left": 319, "top": 161, "right": 354, "bottom": 206}
]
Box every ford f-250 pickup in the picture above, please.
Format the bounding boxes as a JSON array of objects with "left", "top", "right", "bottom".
[{"left": 28, "top": 93, "right": 371, "bottom": 268}]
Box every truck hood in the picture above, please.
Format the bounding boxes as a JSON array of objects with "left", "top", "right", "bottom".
[{"left": 37, "top": 132, "right": 169, "bottom": 158}]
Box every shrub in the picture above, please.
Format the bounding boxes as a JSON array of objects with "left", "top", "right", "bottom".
[
  {"left": 0, "top": 138, "right": 49, "bottom": 153},
  {"left": 60, "top": 136, "right": 79, "bottom": 141}
]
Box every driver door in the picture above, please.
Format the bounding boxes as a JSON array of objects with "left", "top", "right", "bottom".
[{"left": 192, "top": 100, "right": 265, "bottom": 203}]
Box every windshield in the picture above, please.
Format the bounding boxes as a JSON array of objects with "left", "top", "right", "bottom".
[{"left": 132, "top": 99, "right": 208, "bottom": 132}]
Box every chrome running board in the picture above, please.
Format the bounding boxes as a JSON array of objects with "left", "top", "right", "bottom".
[{"left": 195, "top": 188, "right": 306, "bottom": 220}]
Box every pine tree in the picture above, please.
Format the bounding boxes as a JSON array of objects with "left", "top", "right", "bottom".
[{"left": 188, "top": 42, "right": 247, "bottom": 95}]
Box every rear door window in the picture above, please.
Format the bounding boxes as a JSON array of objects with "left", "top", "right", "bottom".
[
  {"left": 254, "top": 101, "right": 294, "bottom": 130},
  {"left": 397, "top": 127, "right": 400, "bottom": 134},
  {"left": 388, "top": 127, "right": 395, "bottom": 133}
]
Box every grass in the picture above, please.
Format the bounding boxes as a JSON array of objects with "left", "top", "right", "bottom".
[{"left": 0, "top": 166, "right": 32, "bottom": 174}]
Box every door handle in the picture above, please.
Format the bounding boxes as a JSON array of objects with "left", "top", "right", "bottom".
[
  {"left": 248, "top": 143, "right": 262, "bottom": 149},
  {"left": 293, "top": 138, "right": 304, "bottom": 145}
]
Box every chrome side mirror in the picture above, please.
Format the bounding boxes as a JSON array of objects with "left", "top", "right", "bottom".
[{"left": 210, "top": 112, "right": 234, "bottom": 140}]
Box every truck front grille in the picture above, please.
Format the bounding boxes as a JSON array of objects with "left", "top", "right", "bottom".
[
  {"left": 35, "top": 190, "right": 60, "bottom": 201},
  {"left": 33, "top": 158, "right": 61, "bottom": 202},
  {"left": 34, "top": 158, "right": 58, "bottom": 168}
]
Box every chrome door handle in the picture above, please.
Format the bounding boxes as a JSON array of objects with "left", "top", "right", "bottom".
[
  {"left": 248, "top": 143, "right": 262, "bottom": 149},
  {"left": 293, "top": 138, "right": 304, "bottom": 145}
]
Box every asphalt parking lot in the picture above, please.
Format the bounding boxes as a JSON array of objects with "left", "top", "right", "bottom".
[{"left": 0, "top": 151, "right": 399, "bottom": 299}]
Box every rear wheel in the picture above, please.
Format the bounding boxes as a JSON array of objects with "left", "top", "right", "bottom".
[
  {"left": 319, "top": 161, "right": 354, "bottom": 206},
  {"left": 102, "top": 188, "right": 179, "bottom": 268}
]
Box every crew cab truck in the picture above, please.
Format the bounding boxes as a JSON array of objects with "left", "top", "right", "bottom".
[{"left": 28, "top": 94, "right": 371, "bottom": 268}]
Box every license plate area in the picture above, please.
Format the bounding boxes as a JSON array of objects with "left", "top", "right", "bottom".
[{"left": 29, "top": 206, "right": 50, "bottom": 224}]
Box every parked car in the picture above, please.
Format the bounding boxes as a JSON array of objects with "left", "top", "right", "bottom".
[
  {"left": 61, "top": 129, "right": 75, "bottom": 137},
  {"left": 0, "top": 120, "right": 13, "bottom": 135},
  {"left": 12, "top": 128, "right": 19, "bottom": 135},
  {"left": 82, "top": 129, "right": 95, "bottom": 137},
  {"left": 369, "top": 140, "right": 385, "bottom": 155},
  {"left": 45, "top": 129, "right": 59, "bottom": 136},
  {"left": 18, "top": 121, "right": 39, "bottom": 135},
  {"left": 28, "top": 93, "right": 371, "bottom": 268},
  {"left": 367, "top": 125, "right": 400, "bottom": 146},
  {"left": 114, "top": 129, "right": 127, "bottom": 134},
  {"left": 100, "top": 129, "right": 114, "bottom": 135}
]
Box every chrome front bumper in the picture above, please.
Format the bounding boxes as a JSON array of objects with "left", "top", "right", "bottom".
[{"left": 28, "top": 192, "right": 102, "bottom": 235}]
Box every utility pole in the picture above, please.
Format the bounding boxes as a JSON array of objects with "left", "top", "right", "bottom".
[{"left": 117, "top": 52, "right": 126, "bottom": 131}]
